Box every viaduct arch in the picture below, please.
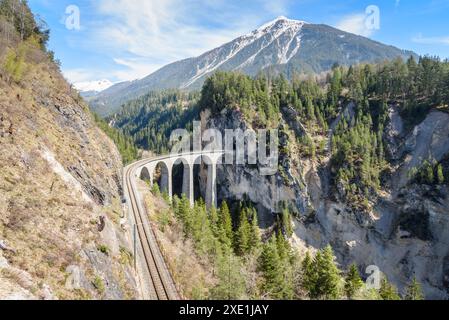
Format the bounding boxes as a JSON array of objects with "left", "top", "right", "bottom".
[{"left": 135, "top": 151, "right": 225, "bottom": 208}]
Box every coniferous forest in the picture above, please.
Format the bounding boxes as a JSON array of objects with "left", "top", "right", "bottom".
[
  {"left": 112, "top": 56, "right": 449, "bottom": 208},
  {"left": 108, "top": 56, "right": 449, "bottom": 299},
  {"left": 148, "top": 189, "right": 424, "bottom": 300}
]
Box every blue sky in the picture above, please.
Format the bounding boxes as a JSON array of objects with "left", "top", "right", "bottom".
[{"left": 28, "top": 0, "right": 449, "bottom": 86}]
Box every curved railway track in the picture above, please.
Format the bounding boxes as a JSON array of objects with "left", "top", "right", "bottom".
[{"left": 124, "top": 161, "right": 179, "bottom": 300}]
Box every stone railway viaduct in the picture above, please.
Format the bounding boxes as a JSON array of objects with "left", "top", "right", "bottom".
[{"left": 135, "top": 151, "right": 226, "bottom": 208}]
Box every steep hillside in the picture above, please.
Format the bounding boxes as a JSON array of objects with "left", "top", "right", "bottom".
[
  {"left": 109, "top": 90, "right": 200, "bottom": 154},
  {"left": 89, "top": 17, "right": 416, "bottom": 117},
  {"left": 0, "top": 1, "right": 138, "bottom": 300}
]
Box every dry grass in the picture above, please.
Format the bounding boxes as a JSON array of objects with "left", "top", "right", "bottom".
[{"left": 0, "top": 34, "right": 136, "bottom": 299}]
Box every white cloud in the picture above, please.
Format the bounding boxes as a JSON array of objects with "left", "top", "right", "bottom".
[
  {"left": 63, "top": 69, "right": 98, "bottom": 83},
  {"left": 412, "top": 34, "right": 449, "bottom": 45},
  {"left": 336, "top": 13, "right": 374, "bottom": 37},
  {"left": 57, "top": 0, "right": 298, "bottom": 84},
  {"left": 112, "top": 58, "right": 162, "bottom": 81},
  {"left": 62, "top": 0, "right": 286, "bottom": 84},
  {"left": 63, "top": 68, "right": 117, "bottom": 87},
  {"left": 94, "top": 0, "right": 250, "bottom": 61},
  {"left": 262, "top": 0, "right": 290, "bottom": 16}
]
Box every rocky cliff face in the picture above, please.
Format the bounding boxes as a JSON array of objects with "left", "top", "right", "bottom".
[
  {"left": 204, "top": 106, "right": 449, "bottom": 299},
  {"left": 201, "top": 109, "right": 311, "bottom": 227},
  {"left": 0, "top": 34, "right": 138, "bottom": 299}
]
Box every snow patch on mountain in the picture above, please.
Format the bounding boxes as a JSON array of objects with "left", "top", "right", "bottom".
[
  {"left": 181, "top": 35, "right": 257, "bottom": 88},
  {"left": 278, "top": 32, "right": 303, "bottom": 64},
  {"left": 74, "top": 79, "right": 114, "bottom": 93},
  {"left": 181, "top": 17, "right": 306, "bottom": 88},
  {"left": 251, "top": 16, "right": 307, "bottom": 37}
]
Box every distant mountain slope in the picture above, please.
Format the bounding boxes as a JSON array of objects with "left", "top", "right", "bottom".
[
  {"left": 75, "top": 79, "right": 114, "bottom": 93},
  {"left": 89, "top": 16, "right": 416, "bottom": 117}
]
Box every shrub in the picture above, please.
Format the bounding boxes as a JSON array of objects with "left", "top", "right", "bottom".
[
  {"left": 2, "top": 47, "right": 26, "bottom": 83},
  {"left": 119, "top": 246, "right": 133, "bottom": 266},
  {"left": 151, "top": 183, "right": 160, "bottom": 196},
  {"left": 92, "top": 276, "right": 105, "bottom": 294},
  {"left": 97, "top": 244, "right": 110, "bottom": 256},
  {"left": 157, "top": 210, "right": 171, "bottom": 232}
]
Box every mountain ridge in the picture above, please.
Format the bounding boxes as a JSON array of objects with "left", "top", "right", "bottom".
[{"left": 88, "top": 17, "right": 417, "bottom": 117}]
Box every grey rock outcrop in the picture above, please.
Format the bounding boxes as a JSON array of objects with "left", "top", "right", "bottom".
[
  {"left": 203, "top": 109, "right": 312, "bottom": 227},
  {"left": 203, "top": 106, "right": 449, "bottom": 299}
]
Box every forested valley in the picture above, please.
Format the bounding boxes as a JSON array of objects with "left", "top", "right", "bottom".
[
  {"left": 111, "top": 56, "right": 449, "bottom": 209},
  {"left": 103, "top": 55, "right": 449, "bottom": 299}
]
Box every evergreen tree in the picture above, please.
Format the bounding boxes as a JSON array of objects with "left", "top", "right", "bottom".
[
  {"left": 301, "top": 251, "right": 315, "bottom": 294},
  {"left": 280, "top": 206, "right": 293, "bottom": 237},
  {"left": 209, "top": 206, "right": 219, "bottom": 237},
  {"left": 248, "top": 207, "right": 261, "bottom": 251},
  {"left": 379, "top": 277, "right": 401, "bottom": 300},
  {"left": 306, "top": 97, "right": 316, "bottom": 122},
  {"left": 275, "top": 232, "right": 290, "bottom": 263},
  {"left": 329, "top": 67, "right": 342, "bottom": 105},
  {"left": 425, "top": 161, "right": 435, "bottom": 185},
  {"left": 275, "top": 232, "right": 295, "bottom": 299},
  {"left": 344, "top": 264, "right": 364, "bottom": 299},
  {"left": 235, "top": 208, "right": 251, "bottom": 255},
  {"left": 211, "top": 247, "right": 246, "bottom": 300},
  {"left": 259, "top": 236, "right": 292, "bottom": 299},
  {"left": 405, "top": 277, "right": 424, "bottom": 300},
  {"left": 190, "top": 201, "right": 216, "bottom": 256},
  {"left": 219, "top": 201, "right": 233, "bottom": 243},
  {"left": 176, "top": 195, "right": 192, "bottom": 234},
  {"left": 437, "top": 164, "right": 445, "bottom": 184},
  {"left": 310, "top": 246, "right": 342, "bottom": 300}
]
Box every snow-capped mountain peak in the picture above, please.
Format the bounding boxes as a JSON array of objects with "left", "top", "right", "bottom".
[
  {"left": 88, "top": 17, "right": 416, "bottom": 117},
  {"left": 74, "top": 79, "right": 114, "bottom": 93},
  {"left": 180, "top": 17, "right": 307, "bottom": 88},
  {"left": 254, "top": 16, "right": 308, "bottom": 33}
]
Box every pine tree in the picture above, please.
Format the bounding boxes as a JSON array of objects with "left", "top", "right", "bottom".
[
  {"left": 248, "top": 207, "right": 261, "bottom": 251},
  {"left": 209, "top": 206, "right": 219, "bottom": 237},
  {"left": 177, "top": 195, "right": 192, "bottom": 234},
  {"left": 235, "top": 208, "right": 251, "bottom": 255},
  {"left": 437, "top": 164, "right": 444, "bottom": 184},
  {"left": 405, "top": 277, "right": 424, "bottom": 300},
  {"left": 275, "top": 232, "right": 295, "bottom": 299},
  {"left": 306, "top": 97, "right": 316, "bottom": 122},
  {"left": 280, "top": 206, "right": 293, "bottom": 237},
  {"left": 301, "top": 251, "right": 315, "bottom": 294},
  {"left": 425, "top": 161, "right": 434, "bottom": 185},
  {"left": 311, "top": 246, "right": 342, "bottom": 300},
  {"left": 259, "top": 236, "right": 291, "bottom": 299},
  {"left": 211, "top": 247, "right": 246, "bottom": 300},
  {"left": 197, "top": 201, "right": 217, "bottom": 256},
  {"left": 344, "top": 264, "right": 364, "bottom": 299},
  {"left": 219, "top": 201, "right": 233, "bottom": 243},
  {"left": 275, "top": 232, "right": 289, "bottom": 261},
  {"left": 379, "top": 277, "right": 401, "bottom": 300},
  {"left": 329, "top": 67, "right": 342, "bottom": 105}
]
